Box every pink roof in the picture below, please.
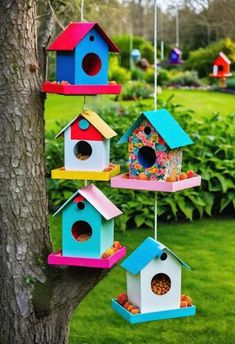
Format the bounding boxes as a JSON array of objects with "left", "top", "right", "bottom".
[
  {"left": 47, "top": 22, "right": 120, "bottom": 52},
  {"left": 79, "top": 184, "right": 122, "bottom": 220},
  {"left": 54, "top": 184, "right": 122, "bottom": 220},
  {"left": 172, "top": 47, "right": 182, "bottom": 55}
]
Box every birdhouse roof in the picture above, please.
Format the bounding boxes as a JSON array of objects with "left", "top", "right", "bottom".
[
  {"left": 55, "top": 109, "right": 117, "bottom": 139},
  {"left": 171, "top": 48, "right": 182, "bottom": 55},
  {"left": 121, "top": 237, "right": 191, "bottom": 275},
  {"left": 118, "top": 109, "right": 193, "bottom": 149},
  {"left": 53, "top": 183, "right": 122, "bottom": 220},
  {"left": 47, "top": 22, "right": 120, "bottom": 52},
  {"left": 216, "top": 52, "right": 231, "bottom": 65}
]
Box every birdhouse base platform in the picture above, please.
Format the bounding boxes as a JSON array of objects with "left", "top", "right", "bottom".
[
  {"left": 112, "top": 300, "right": 196, "bottom": 324},
  {"left": 42, "top": 81, "right": 122, "bottom": 95},
  {"left": 48, "top": 247, "right": 126, "bottom": 269},
  {"left": 51, "top": 164, "right": 120, "bottom": 181},
  {"left": 209, "top": 73, "right": 231, "bottom": 78},
  {"left": 111, "top": 173, "right": 201, "bottom": 192}
]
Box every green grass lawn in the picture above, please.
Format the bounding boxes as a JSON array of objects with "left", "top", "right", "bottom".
[
  {"left": 45, "top": 89, "right": 235, "bottom": 131},
  {"left": 49, "top": 217, "right": 235, "bottom": 344}
]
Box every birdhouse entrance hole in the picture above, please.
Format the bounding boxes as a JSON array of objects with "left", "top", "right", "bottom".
[
  {"left": 82, "top": 53, "right": 102, "bottom": 76},
  {"left": 151, "top": 273, "right": 171, "bottom": 296},
  {"left": 137, "top": 146, "right": 156, "bottom": 168},
  {"left": 74, "top": 141, "right": 92, "bottom": 160},
  {"left": 72, "top": 221, "right": 92, "bottom": 242},
  {"left": 218, "top": 65, "right": 224, "bottom": 72}
]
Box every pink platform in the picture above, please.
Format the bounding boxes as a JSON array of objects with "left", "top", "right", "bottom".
[
  {"left": 111, "top": 174, "right": 201, "bottom": 192},
  {"left": 48, "top": 246, "right": 126, "bottom": 268},
  {"left": 42, "top": 81, "right": 122, "bottom": 95}
]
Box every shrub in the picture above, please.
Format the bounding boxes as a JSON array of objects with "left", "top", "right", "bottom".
[
  {"left": 112, "top": 35, "right": 155, "bottom": 68},
  {"left": 186, "top": 38, "right": 235, "bottom": 78},
  {"left": 108, "top": 56, "right": 131, "bottom": 84},
  {"left": 121, "top": 81, "right": 153, "bottom": 100},
  {"left": 145, "top": 68, "right": 170, "bottom": 86},
  {"left": 112, "top": 35, "right": 145, "bottom": 68},
  {"left": 139, "top": 41, "right": 154, "bottom": 64},
  {"left": 46, "top": 98, "right": 235, "bottom": 229},
  {"left": 166, "top": 70, "right": 202, "bottom": 87},
  {"left": 131, "top": 67, "right": 145, "bottom": 81}
]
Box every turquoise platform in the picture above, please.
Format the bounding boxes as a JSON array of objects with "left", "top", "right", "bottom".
[{"left": 112, "top": 299, "right": 196, "bottom": 324}]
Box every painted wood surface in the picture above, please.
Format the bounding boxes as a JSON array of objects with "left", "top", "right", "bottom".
[
  {"left": 41, "top": 82, "right": 122, "bottom": 95},
  {"left": 51, "top": 164, "right": 120, "bottom": 181},
  {"left": 112, "top": 300, "right": 196, "bottom": 324},
  {"left": 111, "top": 173, "right": 201, "bottom": 192},
  {"left": 64, "top": 128, "right": 110, "bottom": 171},
  {"left": 48, "top": 247, "right": 126, "bottom": 268}
]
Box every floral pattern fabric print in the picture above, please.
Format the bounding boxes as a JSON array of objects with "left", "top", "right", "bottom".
[{"left": 128, "top": 119, "right": 182, "bottom": 180}]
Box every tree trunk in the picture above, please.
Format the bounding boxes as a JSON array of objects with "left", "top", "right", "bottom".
[{"left": 0, "top": 1, "right": 107, "bottom": 343}]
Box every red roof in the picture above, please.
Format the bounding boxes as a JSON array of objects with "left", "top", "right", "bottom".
[{"left": 47, "top": 22, "right": 120, "bottom": 52}]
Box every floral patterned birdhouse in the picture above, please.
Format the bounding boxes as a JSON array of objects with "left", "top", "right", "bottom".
[{"left": 118, "top": 109, "right": 193, "bottom": 181}]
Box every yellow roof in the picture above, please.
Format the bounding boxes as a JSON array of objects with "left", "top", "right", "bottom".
[
  {"left": 55, "top": 109, "right": 117, "bottom": 139},
  {"left": 82, "top": 109, "right": 117, "bottom": 139}
]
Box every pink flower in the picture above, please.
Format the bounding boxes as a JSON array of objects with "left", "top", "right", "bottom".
[{"left": 150, "top": 175, "right": 156, "bottom": 181}]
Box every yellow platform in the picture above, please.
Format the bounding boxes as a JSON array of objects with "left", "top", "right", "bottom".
[{"left": 51, "top": 164, "right": 120, "bottom": 181}]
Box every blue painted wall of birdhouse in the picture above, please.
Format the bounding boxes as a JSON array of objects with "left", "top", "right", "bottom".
[
  {"left": 56, "top": 51, "right": 75, "bottom": 84},
  {"left": 62, "top": 199, "right": 103, "bottom": 258},
  {"left": 74, "top": 28, "right": 108, "bottom": 85},
  {"left": 101, "top": 218, "right": 114, "bottom": 254}
]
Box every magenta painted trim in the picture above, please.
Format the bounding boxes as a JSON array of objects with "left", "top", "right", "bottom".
[
  {"left": 48, "top": 247, "right": 126, "bottom": 268},
  {"left": 42, "top": 82, "right": 122, "bottom": 95},
  {"left": 111, "top": 174, "right": 201, "bottom": 192}
]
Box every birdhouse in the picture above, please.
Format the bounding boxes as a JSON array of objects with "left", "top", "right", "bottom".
[
  {"left": 112, "top": 237, "right": 195, "bottom": 323},
  {"left": 131, "top": 49, "right": 141, "bottom": 63},
  {"left": 48, "top": 184, "right": 126, "bottom": 268},
  {"left": 210, "top": 52, "right": 232, "bottom": 78},
  {"left": 42, "top": 22, "right": 121, "bottom": 95},
  {"left": 169, "top": 48, "right": 182, "bottom": 64},
  {"left": 51, "top": 109, "right": 120, "bottom": 181},
  {"left": 118, "top": 109, "right": 192, "bottom": 181}
]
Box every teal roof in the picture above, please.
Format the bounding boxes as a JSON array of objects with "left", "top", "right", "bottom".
[
  {"left": 118, "top": 109, "right": 193, "bottom": 149},
  {"left": 121, "top": 237, "right": 191, "bottom": 275}
]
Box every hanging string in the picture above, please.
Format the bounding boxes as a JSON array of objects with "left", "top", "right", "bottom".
[
  {"left": 154, "top": 193, "right": 158, "bottom": 241},
  {"left": 154, "top": 0, "right": 158, "bottom": 241},
  {"left": 83, "top": 96, "right": 87, "bottom": 111},
  {"left": 154, "top": 0, "right": 158, "bottom": 111},
  {"left": 176, "top": 5, "right": 179, "bottom": 48},
  {"left": 81, "top": 0, "right": 84, "bottom": 22}
]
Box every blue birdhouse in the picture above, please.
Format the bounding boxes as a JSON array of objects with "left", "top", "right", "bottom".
[
  {"left": 131, "top": 49, "right": 141, "bottom": 63},
  {"left": 169, "top": 48, "right": 182, "bottom": 65},
  {"left": 47, "top": 22, "right": 120, "bottom": 86},
  {"left": 53, "top": 184, "right": 122, "bottom": 258}
]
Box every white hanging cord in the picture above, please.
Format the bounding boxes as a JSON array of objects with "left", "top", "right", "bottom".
[
  {"left": 154, "top": 0, "right": 158, "bottom": 242},
  {"left": 84, "top": 180, "right": 88, "bottom": 187},
  {"left": 81, "top": 0, "right": 84, "bottom": 22},
  {"left": 154, "top": 193, "right": 158, "bottom": 241},
  {"left": 154, "top": 0, "right": 158, "bottom": 111},
  {"left": 176, "top": 5, "right": 179, "bottom": 48}
]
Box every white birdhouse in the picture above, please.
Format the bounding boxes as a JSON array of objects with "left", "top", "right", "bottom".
[
  {"left": 121, "top": 237, "right": 191, "bottom": 314},
  {"left": 55, "top": 109, "right": 117, "bottom": 172}
]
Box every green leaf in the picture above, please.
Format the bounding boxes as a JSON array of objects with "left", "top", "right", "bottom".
[
  {"left": 135, "top": 214, "right": 145, "bottom": 228},
  {"left": 177, "top": 198, "right": 193, "bottom": 220}
]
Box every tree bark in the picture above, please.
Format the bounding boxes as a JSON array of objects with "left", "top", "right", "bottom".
[{"left": 0, "top": 1, "right": 107, "bottom": 343}]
